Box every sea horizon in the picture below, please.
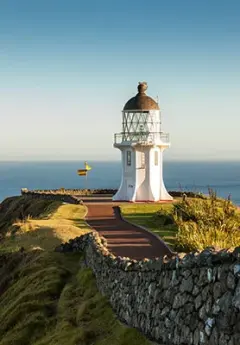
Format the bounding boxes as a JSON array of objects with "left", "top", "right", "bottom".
[
  {"left": 0, "top": 159, "right": 239, "bottom": 162},
  {"left": 0, "top": 160, "right": 240, "bottom": 205}
]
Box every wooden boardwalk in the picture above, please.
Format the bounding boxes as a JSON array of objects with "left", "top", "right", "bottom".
[{"left": 85, "top": 202, "right": 173, "bottom": 260}]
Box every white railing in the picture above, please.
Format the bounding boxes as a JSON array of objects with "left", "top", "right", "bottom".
[{"left": 114, "top": 132, "right": 170, "bottom": 145}]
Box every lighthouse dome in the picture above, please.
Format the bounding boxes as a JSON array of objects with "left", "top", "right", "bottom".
[{"left": 123, "top": 82, "right": 159, "bottom": 111}]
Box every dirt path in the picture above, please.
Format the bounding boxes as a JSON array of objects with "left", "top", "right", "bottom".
[{"left": 85, "top": 202, "right": 173, "bottom": 260}]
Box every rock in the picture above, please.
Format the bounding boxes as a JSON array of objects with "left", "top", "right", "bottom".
[
  {"left": 209, "top": 327, "right": 219, "bottom": 345},
  {"left": 233, "top": 334, "right": 240, "bottom": 345},
  {"left": 173, "top": 326, "right": 181, "bottom": 344},
  {"left": 219, "top": 333, "right": 229, "bottom": 345},
  {"left": 205, "top": 317, "right": 215, "bottom": 336},
  {"left": 180, "top": 325, "right": 190, "bottom": 343},
  {"left": 189, "top": 312, "right": 198, "bottom": 331},
  {"left": 169, "top": 309, "right": 177, "bottom": 321},
  {"left": 160, "top": 306, "right": 170, "bottom": 317},
  {"left": 175, "top": 309, "right": 185, "bottom": 326},
  {"left": 180, "top": 275, "right": 194, "bottom": 293},
  {"left": 202, "top": 285, "right": 210, "bottom": 302},
  {"left": 233, "top": 264, "right": 240, "bottom": 277},
  {"left": 205, "top": 295, "right": 213, "bottom": 313},
  {"left": 218, "top": 291, "right": 233, "bottom": 314},
  {"left": 180, "top": 253, "right": 195, "bottom": 268},
  {"left": 232, "top": 280, "right": 240, "bottom": 310},
  {"left": 199, "top": 330, "right": 205, "bottom": 344},
  {"left": 184, "top": 302, "right": 195, "bottom": 314},
  {"left": 198, "top": 249, "right": 213, "bottom": 266},
  {"left": 213, "top": 282, "right": 222, "bottom": 299},
  {"left": 195, "top": 294, "right": 203, "bottom": 310},
  {"left": 165, "top": 317, "right": 171, "bottom": 328},
  {"left": 171, "top": 270, "right": 180, "bottom": 286},
  {"left": 163, "top": 287, "right": 177, "bottom": 304},
  {"left": 227, "top": 272, "right": 236, "bottom": 290},
  {"left": 232, "top": 247, "right": 240, "bottom": 259},
  {"left": 193, "top": 328, "right": 200, "bottom": 345},
  {"left": 182, "top": 269, "right": 192, "bottom": 279},
  {"left": 193, "top": 285, "right": 200, "bottom": 296},
  {"left": 197, "top": 268, "right": 210, "bottom": 287},
  {"left": 212, "top": 299, "right": 221, "bottom": 315},
  {"left": 199, "top": 305, "right": 207, "bottom": 321}
]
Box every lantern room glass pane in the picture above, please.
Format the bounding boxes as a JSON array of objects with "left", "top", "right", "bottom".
[{"left": 121, "top": 110, "right": 162, "bottom": 144}]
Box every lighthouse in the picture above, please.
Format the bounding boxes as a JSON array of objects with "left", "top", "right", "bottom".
[{"left": 113, "top": 82, "right": 173, "bottom": 202}]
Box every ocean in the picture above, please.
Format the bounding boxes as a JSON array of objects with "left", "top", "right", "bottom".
[{"left": 0, "top": 161, "right": 240, "bottom": 205}]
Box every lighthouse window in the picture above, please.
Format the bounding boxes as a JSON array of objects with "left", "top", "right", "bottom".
[
  {"left": 127, "top": 151, "right": 132, "bottom": 166},
  {"left": 154, "top": 151, "right": 159, "bottom": 166},
  {"left": 141, "top": 152, "right": 145, "bottom": 168}
]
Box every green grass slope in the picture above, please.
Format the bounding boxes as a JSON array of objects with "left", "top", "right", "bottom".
[
  {"left": 0, "top": 197, "right": 90, "bottom": 253},
  {"left": 0, "top": 197, "right": 151, "bottom": 345},
  {"left": 121, "top": 195, "right": 240, "bottom": 252},
  {"left": 121, "top": 203, "right": 177, "bottom": 248},
  {"left": 0, "top": 251, "right": 150, "bottom": 345}
]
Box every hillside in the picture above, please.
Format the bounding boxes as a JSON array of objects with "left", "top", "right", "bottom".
[
  {"left": 0, "top": 196, "right": 151, "bottom": 345},
  {"left": 0, "top": 196, "right": 90, "bottom": 253}
]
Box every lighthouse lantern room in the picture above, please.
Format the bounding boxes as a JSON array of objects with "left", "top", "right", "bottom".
[{"left": 113, "top": 82, "right": 173, "bottom": 202}]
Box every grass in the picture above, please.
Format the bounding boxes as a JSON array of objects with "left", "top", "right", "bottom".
[
  {"left": 0, "top": 200, "right": 91, "bottom": 253},
  {"left": 174, "top": 195, "right": 240, "bottom": 251},
  {"left": 0, "top": 251, "right": 151, "bottom": 345},
  {"left": 121, "top": 196, "right": 240, "bottom": 252},
  {"left": 120, "top": 203, "right": 177, "bottom": 248},
  {"left": 0, "top": 196, "right": 151, "bottom": 345}
]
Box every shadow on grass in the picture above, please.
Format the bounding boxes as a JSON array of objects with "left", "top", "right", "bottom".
[
  {"left": 0, "top": 251, "right": 151, "bottom": 345},
  {"left": 0, "top": 225, "right": 63, "bottom": 253},
  {"left": 69, "top": 218, "right": 90, "bottom": 230},
  {"left": 124, "top": 212, "right": 178, "bottom": 249},
  {"left": 0, "top": 197, "right": 62, "bottom": 237}
]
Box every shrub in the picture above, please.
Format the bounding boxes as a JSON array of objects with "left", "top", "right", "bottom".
[
  {"left": 153, "top": 209, "right": 175, "bottom": 226},
  {"left": 174, "top": 191, "right": 240, "bottom": 251}
]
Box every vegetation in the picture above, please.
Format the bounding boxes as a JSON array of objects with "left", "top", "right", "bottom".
[
  {"left": 0, "top": 196, "right": 151, "bottom": 345},
  {"left": 0, "top": 251, "right": 150, "bottom": 345},
  {"left": 121, "top": 193, "right": 240, "bottom": 252},
  {"left": 0, "top": 196, "right": 90, "bottom": 253},
  {"left": 174, "top": 192, "right": 240, "bottom": 251},
  {"left": 120, "top": 203, "right": 177, "bottom": 248}
]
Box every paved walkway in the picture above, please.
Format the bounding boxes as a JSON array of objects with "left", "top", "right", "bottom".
[{"left": 85, "top": 202, "right": 173, "bottom": 260}]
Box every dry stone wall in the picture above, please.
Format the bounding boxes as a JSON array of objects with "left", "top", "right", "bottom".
[
  {"left": 56, "top": 233, "right": 240, "bottom": 345},
  {"left": 21, "top": 188, "right": 117, "bottom": 196},
  {"left": 21, "top": 188, "right": 205, "bottom": 200},
  {"left": 20, "top": 188, "right": 118, "bottom": 204},
  {"left": 21, "top": 189, "right": 82, "bottom": 204}
]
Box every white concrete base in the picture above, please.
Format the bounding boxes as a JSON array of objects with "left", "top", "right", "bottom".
[{"left": 113, "top": 145, "right": 173, "bottom": 202}]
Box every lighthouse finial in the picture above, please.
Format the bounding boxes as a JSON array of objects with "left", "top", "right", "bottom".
[{"left": 138, "top": 82, "right": 148, "bottom": 94}]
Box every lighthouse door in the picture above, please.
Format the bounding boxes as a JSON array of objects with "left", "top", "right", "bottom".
[{"left": 126, "top": 179, "right": 134, "bottom": 199}]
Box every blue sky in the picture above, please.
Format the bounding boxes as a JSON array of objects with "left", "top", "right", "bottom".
[{"left": 0, "top": 0, "right": 239, "bottom": 161}]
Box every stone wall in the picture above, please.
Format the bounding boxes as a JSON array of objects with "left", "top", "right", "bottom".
[
  {"left": 21, "top": 188, "right": 117, "bottom": 196},
  {"left": 56, "top": 233, "right": 240, "bottom": 345},
  {"left": 20, "top": 189, "right": 206, "bottom": 204},
  {"left": 21, "top": 189, "right": 82, "bottom": 204},
  {"left": 20, "top": 188, "right": 119, "bottom": 204}
]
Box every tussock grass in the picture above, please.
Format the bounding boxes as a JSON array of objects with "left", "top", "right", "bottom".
[
  {"left": 121, "top": 195, "right": 240, "bottom": 252},
  {"left": 0, "top": 196, "right": 151, "bottom": 345},
  {"left": 0, "top": 196, "right": 61, "bottom": 231},
  {"left": 0, "top": 251, "right": 150, "bottom": 345},
  {"left": 0, "top": 198, "right": 90, "bottom": 253},
  {"left": 174, "top": 195, "right": 240, "bottom": 251}
]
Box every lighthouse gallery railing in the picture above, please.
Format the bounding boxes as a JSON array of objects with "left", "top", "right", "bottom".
[{"left": 114, "top": 132, "right": 170, "bottom": 145}]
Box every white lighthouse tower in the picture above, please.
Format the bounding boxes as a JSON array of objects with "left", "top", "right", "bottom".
[{"left": 113, "top": 82, "right": 173, "bottom": 202}]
